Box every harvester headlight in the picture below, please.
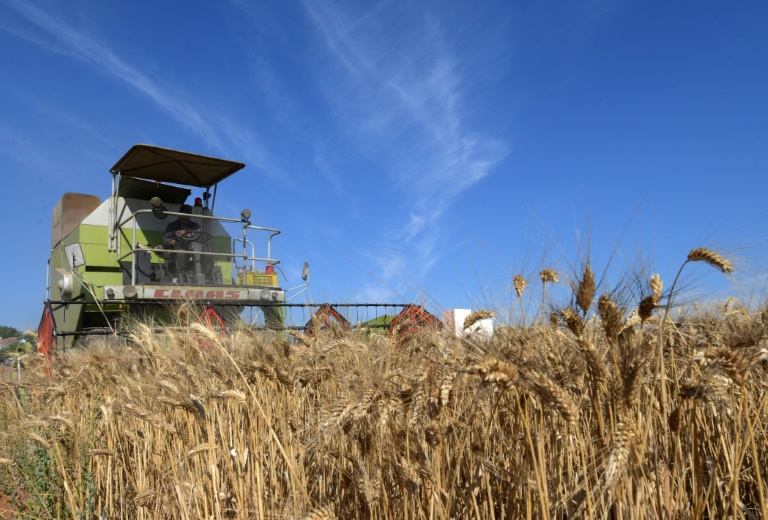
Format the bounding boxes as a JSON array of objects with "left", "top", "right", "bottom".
[
  {"left": 240, "top": 209, "right": 252, "bottom": 221},
  {"left": 152, "top": 197, "right": 168, "bottom": 219},
  {"left": 123, "top": 285, "right": 138, "bottom": 299},
  {"left": 54, "top": 269, "right": 74, "bottom": 301}
]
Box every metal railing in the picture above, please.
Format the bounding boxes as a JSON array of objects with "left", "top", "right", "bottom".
[{"left": 115, "top": 208, "right": 282, "bottom": 285}]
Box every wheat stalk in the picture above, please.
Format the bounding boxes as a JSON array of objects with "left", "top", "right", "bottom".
[
  {"left": 649, "top": 273, "right": 663, "bottom": 302},
  {"left": 469, "top": 358, "right": 519, "bottom": 389},
  {"left": 597, "top": 294, "right": 622, "bottom": 342},
  {"left": 519, "top": 368, "right": 578, "bottom": 427},
  {"left": 303, "top": 505, "right": 338, "bottom": 520},
  {"left": 560, "top": 307, "right": 584, "bottom": 337},
  {"left": 463, "top": 310, "right": 495, "bottom": 330},
  {"left": 577, "top": 338, "right": 607, "bottom": 384},
  {"left": 687, "top": 247, "right": 735, "bottom": 273},
  {"left": 513, "top": 274, "right": 527, "bottom": 297},
  {"left": 638, "top": 295, "right": 658, "bottom": 323},
  {"left": 576, "top": 264, "right": 596, "bottom": 315},
  {"left": 603, "top": 420, "right": 634, "bottom": 488},
  {"left": 214, "top": 389, "right": 248, "bottom": 403},
  {"left": 695, "top": 347, "right": 752, "bottom": 386},
  {"left": 187, "top": 443, "right": 216, "bottom": 457},
  {"left": 540, "top": 268, "right": 559, "bottom": 284},
  {"left": 28, "top": 432, "right": 52, "bottom": 449}
]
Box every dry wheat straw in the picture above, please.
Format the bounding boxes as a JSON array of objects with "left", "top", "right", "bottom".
[
  {"left": 187, "top": 443, "right": 216, "bottom": 457},
  {"left": 638, "top": 295, "right": 658, "bottom": 323},
  {"left": 687, "top": 247, "right": 735, "bottom": 273},
  {"left": 468, "top": 358, "right": 519, "bottom": 389},
  {"left": 289, "top": 330, "right": 313, "bottom": 347},
  {"left": 549, "top": 310, "right": 560, "bottom": 328},
  {"left": 597, "top": 294, "right": 622, "bottom": 341},
  {"left": 28, "top": 432, "right": 51, "bottom": 449},
  {"left": 20, "top": 419, "right": 49, "bottom": 430},
  {"left": 668, "top": 405, "right": 681, "bottom": 433},
  {"left": 439, "top": 369, "right": 457, "bottom": 406},
  {"left": 577, "top": 338, "right": 607, "bottom": 383},
  {"left": 513, "top": 274, "right": 527, "bottom": 297},
  {"left": 540, "top": 268, "right": 559, "bottom": 284},
  {"left": 47, "top": 415, "right": 75, "bottom": 428},
  {"left": 560, "top": 307, "right": 584, "bottom": 337},
  {"left": 158, "top": 379, "right": 180, "bottom": 395},
  {"left": 650, "top": 273, "right": 663, "bottom": 302},
  {"left": 603, "top": 420, "right": 633, "bottom": 488},
  {"left": 519, "top": 368, "right": 578, "bottom": 427},
  {"left": 304, "top": 504, "right": 338, "bottom": 520},
  {"left": 215, "top": 389, "right": 247, "bottom": 403},
  {"left": 7, "top": 284, "right": 768, "bottom": 519},
  {"left": 88, "top": 449, "right": 113, "bottom": 457},
  {"left": 623, "top": 307, "right": 641, "bottom": 329},
  {"left": 694, "top": 347, "right": 751, "bottom": 386},
  {"left": 576, "top": 264, "right": 596, "bottom": 315},
  {"left": 463, "top": 310, "right": 495, "bottom": 330}
]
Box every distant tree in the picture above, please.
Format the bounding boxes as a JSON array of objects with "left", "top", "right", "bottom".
[{"left": 0, "top": 325, "right": 21, "bottom": 338}]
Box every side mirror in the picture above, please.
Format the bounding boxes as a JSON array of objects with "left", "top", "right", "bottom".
[
  {"left": 302, "top": 262, "right": 310, "bottom": 281},
  {"left": 152, "top": 205, "right": 168, "bottom": 219}
]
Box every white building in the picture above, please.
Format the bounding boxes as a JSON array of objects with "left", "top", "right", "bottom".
[{"left": 442, "top": 309, "right": 494, "bottom": 340}]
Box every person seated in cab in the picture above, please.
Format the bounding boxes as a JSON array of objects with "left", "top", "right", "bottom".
[{"left": 163, "top": 204, "right": 201, "bottom": 275}]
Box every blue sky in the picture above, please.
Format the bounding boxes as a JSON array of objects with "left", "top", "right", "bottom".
[{"left": 1, "top": 0, "right": 767, "bottom": 331}]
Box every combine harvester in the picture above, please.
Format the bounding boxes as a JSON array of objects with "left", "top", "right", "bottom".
[{"left": 38, "top": 145, "right": 441, "bottom": 356}]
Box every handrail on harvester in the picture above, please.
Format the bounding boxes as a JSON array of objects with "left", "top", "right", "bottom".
[{"left": 115, "top": 208, "right": 282, "bottom": 285}]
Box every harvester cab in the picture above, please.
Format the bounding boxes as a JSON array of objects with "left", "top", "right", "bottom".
[{"left": 40, "top": 144, "right": 309, "bottom": 352}]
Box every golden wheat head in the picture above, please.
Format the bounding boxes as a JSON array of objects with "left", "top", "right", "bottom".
[
  {"left": 463, "top": 310, "right": 495, "bottom": 330},
  {"left": 687, "top": 247, "right": 734, "bottom": 273},
  {"left": 576, "top": 264, "right": 596, "bottom": 314},
  {"left": 539, "top": 268, "right": 559, "bottom": 284}
]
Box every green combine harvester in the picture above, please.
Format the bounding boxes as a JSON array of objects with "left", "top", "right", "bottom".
[{"left": 38, "top": 144, "right": 309, "bottom": 354}]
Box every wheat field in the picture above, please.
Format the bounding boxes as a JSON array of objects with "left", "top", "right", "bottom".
[{"left": 1, "top": 250, "right": 767, "bottom": 519}]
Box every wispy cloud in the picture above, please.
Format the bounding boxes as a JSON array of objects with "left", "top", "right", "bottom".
[
  {"left": 3, "top": 0, "right": 296, "bottom": 182},
  {"left": 5, "top": 1, "right": 227, "bottom": 150},
  {"left": 304, "top": 1, "right": 508, "bottom": 273}
]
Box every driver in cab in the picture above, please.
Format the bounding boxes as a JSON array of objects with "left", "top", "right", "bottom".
[{"left": 163, "top": 204, "right": 201, "bottom": 274}]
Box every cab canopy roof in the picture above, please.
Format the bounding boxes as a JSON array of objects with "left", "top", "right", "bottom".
[{"left": 110, "top": 144, "right": 245, "bottom": 188}]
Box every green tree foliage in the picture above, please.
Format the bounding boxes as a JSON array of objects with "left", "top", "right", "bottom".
[{"left": 0, "top": 325, "right": 21, "bottom": 338}]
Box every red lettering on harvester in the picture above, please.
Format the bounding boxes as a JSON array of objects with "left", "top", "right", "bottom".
[{"left": 152, "top": 288, "right": 245, "bottom": 300}]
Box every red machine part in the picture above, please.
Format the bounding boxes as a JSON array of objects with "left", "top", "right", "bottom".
[
  {"left": 388, "top": 304, "right": 442, "bottom": 337},
  {"left": 37, "top": 301, "right": 56, "bottom": 360},
  {"left": 305, "top": 304, "right": 351, "bottom": 334},
  {"left": 196, "top": 304, "right": 227, "bottom": 350},
  {"left": 199, "top": 304, "right": 227, "bottom": 330}
]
